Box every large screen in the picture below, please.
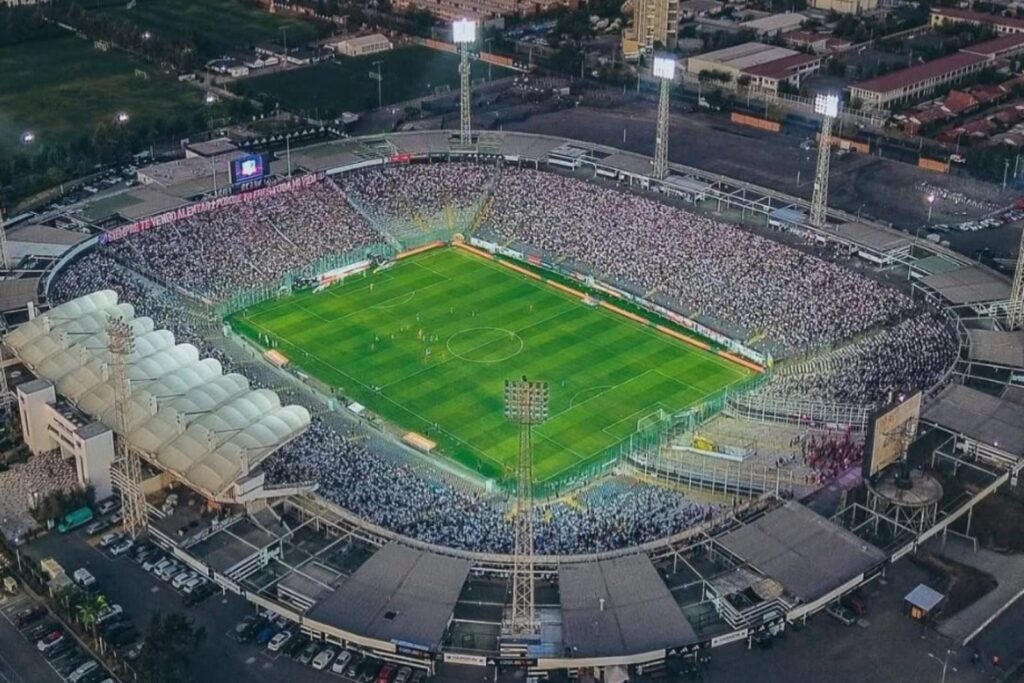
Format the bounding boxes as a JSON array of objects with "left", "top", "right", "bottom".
[
  {"left": 230, "top": 154, "right": 268, "bottom": 185},
  {"left": 862, "top": 391, "right": 922, "bottom": 478}
]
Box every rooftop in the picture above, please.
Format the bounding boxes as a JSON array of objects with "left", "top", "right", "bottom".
[
  {"left": 693, "top": 42, "right": 803, "bottom": 70},
  {"left": 851, "top": 52, "right": 988, "bottom": 95},
  {"left": 718, "top": 502, "right": 886, "bottom": 603},
  {"left": 922, "top": 383, "right": 1024, "bottom": 456},
  {"left": 559, "top": 554, "right": 697, "bottom": 657},
  {"left": 931, "top": 7, "right": 1024, "bottom": 32},
  {"left": 920, "top": 264, "right": 1011, "bottom": 304},
  {"left": 967, "top": 329, "right": 1024, "bottom": 368}
]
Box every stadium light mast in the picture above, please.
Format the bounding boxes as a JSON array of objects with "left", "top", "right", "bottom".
[
  {"left": 1009, "top": 228, "right": 1024, "bottom": 329},
  {"left": 809, "top": 93, "right": 839, "bottom": 230},
  {"left": 503, "top": 377, "right": 548, "bottom": 637},
  {"left": 108, "top": 315, "right": 148, "bottom": 537},
  {"left": 652, "top": 55, "right": 676, "bottom": 180},
  {"left": 453, "top": 18, "right": 477, "bottom": 146}
]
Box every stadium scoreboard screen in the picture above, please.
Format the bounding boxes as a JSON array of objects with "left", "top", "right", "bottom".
[
  {"left": 862, "top": 391, "right": 922, "bottom": 478},
  {"left": 230, "top": 154, "right": 268, "bottom": 185}
]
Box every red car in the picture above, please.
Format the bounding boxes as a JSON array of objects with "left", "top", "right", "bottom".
[{"left": 376, "top": 663, "right": 396, "bottom": 683}]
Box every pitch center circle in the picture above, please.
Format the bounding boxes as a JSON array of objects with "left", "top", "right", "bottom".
[{"left": 446, "top": 327, "right": 524, "bottom": 363}]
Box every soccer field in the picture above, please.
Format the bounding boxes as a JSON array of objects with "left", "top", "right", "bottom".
[{"left": 230, "top": 248, "right": 753, "bottom": 486}]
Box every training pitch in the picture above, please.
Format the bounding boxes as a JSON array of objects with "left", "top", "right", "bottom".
[{"left": 231, "top": 248, "right": 753, "bottom": 485}]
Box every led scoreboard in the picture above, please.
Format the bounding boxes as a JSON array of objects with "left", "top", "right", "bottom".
[{"left": 230, "top": 154, "right": 268, "bottom": 186}]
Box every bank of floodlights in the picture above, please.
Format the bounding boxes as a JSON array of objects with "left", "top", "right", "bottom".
[
  {"left": 453, "top": 18, "right": 477, "bottom": 44},
  {"left": 814, "top": 93, "right": 839, "bottom": 119},
  {"left": 652, "top": 55, "right": 677, "bottom": 81}
]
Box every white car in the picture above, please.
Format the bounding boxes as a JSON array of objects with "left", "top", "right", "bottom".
[
  {"left": 156, "top": 562, "right": 181, "bottom": 581},
  {"left": 311, "top": 647, "right": 336, "bottom": 670},
  {"left": 69, "top": 660, "right": 99, "bottom": 683},
  {"left": 267, "top": 630, "right": 293, "bottom": 652},
  {"left": 172, "top": 571, "right": 197, "bottom": 590},
  {"left": 96, "top": 604, "right": 123, "bottom": 625},
  {"left": 182, "top": 577, "right": 206, "bottom": 594},
  {"left": 98, "top": 532, "right": 122, "bottom": 548},
  {"left": 109, "top": 538, "right": 134, "bottom": 557},
  {"left": 331, "top": 650, "right": 353, "bottom": 673},
  {"left": 145, "top": 555, "right": 169, "bottom": 573},
  {"left": 72, "top": 568, "right": 96, "bottom": 589}
]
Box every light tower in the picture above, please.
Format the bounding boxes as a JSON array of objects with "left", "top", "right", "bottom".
[
  {"left": 1009, "top": 228, "right": 1024, "bottom": 329},
  {"left": 652, "top": 55, "right": 676, "bottom": 180},
  {"left": 503, "top": 377, "right": 548, "bottom": 636},
  {"left": 809, "top": 93, "right": 839, "bottom": 230},
  {"left": 453, "top": 18, "right": 477, "bottom": 145},
  {"left": 107, "top": 315, "right": 147, "bottom": 537}
]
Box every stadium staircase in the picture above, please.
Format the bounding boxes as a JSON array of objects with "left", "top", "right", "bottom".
[{"left": 325, "top": 176, "right": 403, "bottom": 250}]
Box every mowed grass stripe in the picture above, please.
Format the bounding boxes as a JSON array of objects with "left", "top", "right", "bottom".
[{"left": 233, "top": 248, "right": 752, "bottom": 484}]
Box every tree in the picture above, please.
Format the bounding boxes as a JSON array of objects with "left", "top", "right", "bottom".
[
  {"left": 76, "top": 592, "right": 108, "bottom": 638},
  {"left": 135, "top": 612, "right": 206, "bottom": 683}
]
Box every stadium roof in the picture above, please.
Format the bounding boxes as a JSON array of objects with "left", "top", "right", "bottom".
[
  {"left": 920, "top": 265, "right": 1011, "bottom": 304},
  {"left": 5, "top": 290, "right": 310, "bottom": 498},
  {"left": 7, "top": 224, "right": 87, "bottom": 247},
  {"left": 967, "top": 329, "right": 1024, "bottom": 368},
  {"left": 306, "top": 542, "right": 471, "bottom": 651},
  {"left": 559, "top": 554, "right": 697, "bottom": 657},
  {"left": 0, "top": 278, "right": 39, "bottom": 311},
  {"left": 851, "top": 52, "right": 988, "bottom": 95},
  {"left": 834, "top": 222, "right": 910, "bottom": 254},
  {"left": 717, "top": 502, "right": 886, "bottom": 603},
  {"left": 922, "top": 383, "right": 1024, "bottom": 457},
  {"left": 691, "top": 42, "right": 803, "bottom": 71}
]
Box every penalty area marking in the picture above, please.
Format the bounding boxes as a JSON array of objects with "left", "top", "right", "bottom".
[
  {"left": 569, "top": 385, "right": 614, "bottom": 408},
  {"left": 369, "top": 290, "right": 416, "bottom": 309},
  {"left": 446, "top": 327, "right": 524, "bottom": 363}
]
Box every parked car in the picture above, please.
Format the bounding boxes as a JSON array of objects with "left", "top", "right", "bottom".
[
  {"left": 68, "top": 660, "right": 99, "bottom": 683},
  {"left": 36, "top": 630, "right": 65, "bottom": 653},
  {"left": 95, "top": 604, "right": 123, "bottom": 625},
  {"left": 312, "top": 647, "right": 337, "bottom": 671},
  {"left": 359, "top": 659, "right": 383, "bottom": 682},
  {"left": 254, "top": 623, "right": 279, "bottom": 647},
  {"left": 26, "top": 621, "right": 58, "bottom": 641},
  {"left": 109, "top": 538, "right": 134, "bottom": 557},
  {"left": 332, "top": 650, "right": 354, "bottom": 674},
  {"left": 376, "top": 663, "right": 396, "bottom": 683},
  {"left": 343, "top": 655, "right": 363, "bottom": 678},
  {"left": 143, "top": 554, "right": 167, "bottom": 572},
  {"left": 394, "top": 666, "right": 413, "bottom": 683},
  {"left": 14, "top": 605, "right": 46, "bottom": 626},
  {"left": 283, "top": 633, "right": 309, "bottom": 658},
  {"left": 171, "top": 571, "right": 197, "bottom": 590},
  {"left": 841, "top": 593, "right": 868, "bottom": 616},
  {"left": 268, "top": 630, "right": 293, "bottom": 653},
  {"left": 297, "top": 640, "right": 320, "bottom": 665},
  {"left": 98, "top": 532, "right": 122, "bottom": 549},
  {"left": 96, "top": 498, "right": 120, "bottom": 516},
  {"left": 72, "top": 568, "right": 96, "bottom": 589},
  {"left": 84, "top": 519, "right": 111, "bottom": 536},
  {"left": 43, "top": 639, "right": 74, "bottom": 660}
]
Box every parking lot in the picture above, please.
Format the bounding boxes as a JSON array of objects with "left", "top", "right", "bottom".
[
  {"left": 24, "top": 524, "right": 436, "bottom": 683},
  {"left": 0, "top": 591, "right": 111, "bottom": 683}
]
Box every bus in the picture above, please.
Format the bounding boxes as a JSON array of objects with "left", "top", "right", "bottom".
[{"left": 57, "top": 507, "right": 93, "bottom": 533}]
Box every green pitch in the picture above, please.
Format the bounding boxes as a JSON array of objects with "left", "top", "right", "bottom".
[{"left": 231, "top": 248, "right": 753, "bottom": 485}]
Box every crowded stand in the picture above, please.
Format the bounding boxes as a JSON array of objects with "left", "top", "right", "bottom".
[
  {"left": 106, "top": 181, "right": 378, "bottom": 298},
  {"left": 759, "top": 312, "right": 958, "bottom": 405},
  {"left": 799, "top": 428, "right": 862, "bottom": 485},
  {"left": 338, "top": 162, "right": 495, "bottom": 223},
  {"left": 261, "top": 421, "right": 717, "bottom": 554},
  {"left": 477, "top": 168, "right": 915, "bottom": 354}
]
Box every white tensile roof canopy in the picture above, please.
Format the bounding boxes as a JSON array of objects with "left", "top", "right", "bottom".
[{"left": 6, "top": 290, "right": 310, "bottom": 499}]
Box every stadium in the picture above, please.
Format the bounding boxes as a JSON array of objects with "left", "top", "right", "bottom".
[{"left": 8, "top": 130, "right": 1015, "bottom": 677}]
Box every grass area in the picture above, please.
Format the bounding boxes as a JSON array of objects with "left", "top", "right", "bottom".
[
  {"left": 234, "top": 46, "right": 515, "bottom": 115},
  {"left": 229, "top": 248, "right": 752, "bottom": 486},
  {"left": 94, "top": 0, "right": 324, "bottom": 56},
  {"left": 0, "top": 35, "right": 211, "bottom": 155}
]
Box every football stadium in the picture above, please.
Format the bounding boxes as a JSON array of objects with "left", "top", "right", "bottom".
[{"left": 11, "top": 129, "right": 1024, "bottom": 678}]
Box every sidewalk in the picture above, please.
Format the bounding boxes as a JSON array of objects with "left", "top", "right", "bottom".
[{"left": 930, "top": 536, "right": 1024, "bottom": 644}]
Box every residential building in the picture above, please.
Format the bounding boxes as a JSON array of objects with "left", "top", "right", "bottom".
[
  {"left": 783, "top": 30, "right": 852, "bottom": 54},
  {"left": 621, "top": 0, "right": 680, "bottom": 58},
  {"left": 393, "top": 0, "right": 571, "bottom": 21},
  {"left": 848, "top": 33, "right": 1024, "bottom": 109},
  {"left": 740, "top": 12, "right": 807, "bottom": 37},
  {"left": 685, "top": 42, "right": 823, "bottom": 92},
  {"left": 930, "top": 7, "right": 1024, "bottom": 34},
  {"left": 333, "top": 34, "right": 393, "bottom": 57},
  {"left": 679, "top": 0, "right": 722, "bottom": 19},
  {"left": 810, "top": 0, "right": 878, "bottom": 14}
]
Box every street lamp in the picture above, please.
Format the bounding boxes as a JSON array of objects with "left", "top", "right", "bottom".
[
  {"left": 204, "top": 93, "right": 217, "bottom": 105},
  {"left": 927, "top": 192, "right": 936, "bottom": 224},
  {"left": 20, "top": 131, "right": 35, "bottom": 145},
  {"left": 115, "top": 111, "right": 130, "bottom": 125},
  {"left": 141, "top": 31, "right": 152, "bottom": 41}
]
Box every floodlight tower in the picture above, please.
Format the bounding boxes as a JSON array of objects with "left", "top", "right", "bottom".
[
  {"left": 503, "top": 377, "right": 548, "bottom": 636},
  {"left": 1009, "top": 229, "right": 1024, "bottom": 329},
  {"left": 108, "top": 315, "right": 147, "bottom": 537},
  {"left": 652, "top": 55, "right": 676, "bottom": 180},
  {"left": 809, "top": 93, "right": 839, "bottom": 230},
  {"left": 453, "top": 18, "right": 477, "bottom": 145}
]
